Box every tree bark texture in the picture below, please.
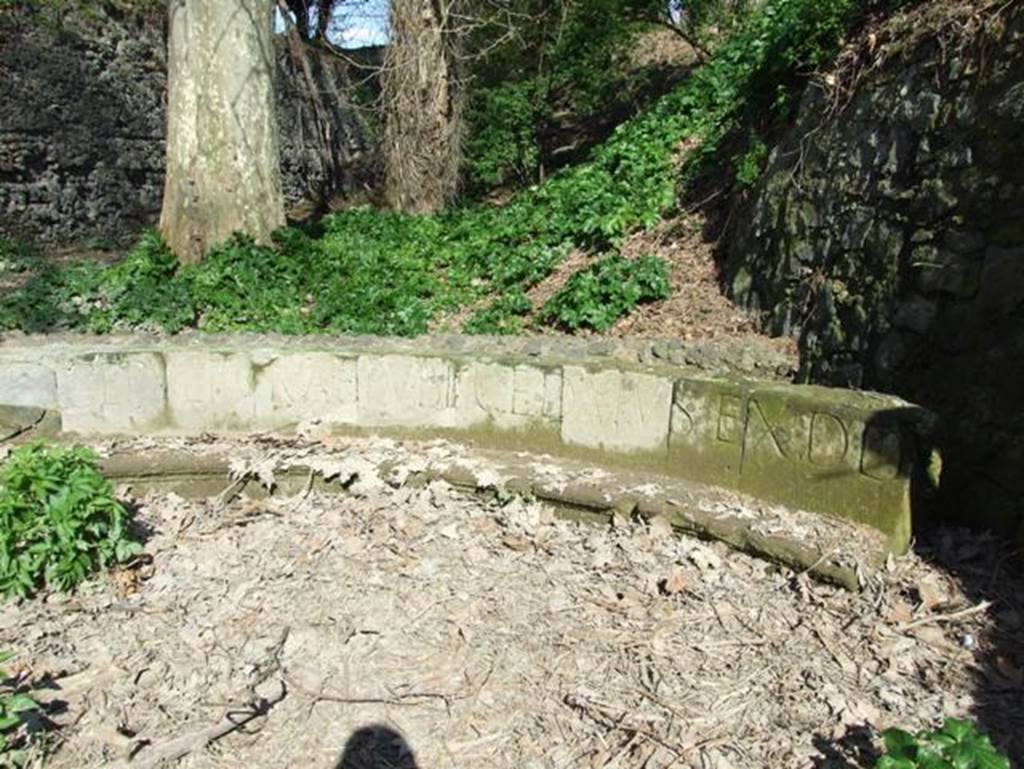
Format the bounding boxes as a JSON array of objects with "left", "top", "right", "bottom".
[
  {"left": 380, "top": 0, "right": 464, "bottom": 213},
  {"left": 160, "top": 0, "right": 285, "bottom": 263}
]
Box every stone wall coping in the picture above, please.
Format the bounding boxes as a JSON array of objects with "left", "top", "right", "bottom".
[{"left": 0, "top": 331, "right": 798, "bottom": 380}]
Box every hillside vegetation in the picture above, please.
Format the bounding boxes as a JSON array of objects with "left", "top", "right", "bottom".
[{"left": 1, "top": 0, "right": 904, "bottom": 338}]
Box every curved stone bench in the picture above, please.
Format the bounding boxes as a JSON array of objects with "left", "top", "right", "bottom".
[{"left": 0, "top": 333, "right": 933, "bottom": 552}]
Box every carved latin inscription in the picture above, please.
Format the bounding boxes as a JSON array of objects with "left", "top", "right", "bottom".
[{"left": 674, "top": 386, "right": 903, "bottom": 482}]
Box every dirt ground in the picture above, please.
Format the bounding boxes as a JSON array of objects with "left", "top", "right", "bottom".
[
  {"left": 608, "top": 214, "right": 764, "bottom": 343},
  {"left": 2, "top": 437, "right": 1022, "bottom": 768}
]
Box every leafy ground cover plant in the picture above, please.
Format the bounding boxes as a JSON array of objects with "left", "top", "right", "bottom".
[
  {"left": 876, "top": 718, "right": 1010, "bottom": 769},
  {"left": 540, "top": 254, "right": 671, "bottom": 331},
  {"left": 0, "top": 443, "right": 142, "bottom": 598},
  {"left": 0, "top": 651, "right": 37, "bottom": 768},
  {"left": 0, "top": 0, "right": 898, "bottom": 337}
]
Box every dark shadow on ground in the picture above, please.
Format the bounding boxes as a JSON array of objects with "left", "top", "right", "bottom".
[
  {"left": 913, "top": 528, "right": 1024, "bottom": 762},
  {"left": 336, "top": 725, "right": 419, "bottom": 769},
  {"left": 810, "top": 525, "right": 1024, "bottom": 766},
  {"left": 810, "top": 724, "right": 878, "bottom": 768}
]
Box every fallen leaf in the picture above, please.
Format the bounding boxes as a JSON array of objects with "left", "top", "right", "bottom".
[
  {"left": 886, "top": 599, "right": 913, "bottom": 625},
  {"left": 916, "top": 575, "right": 951, "bottom": 610},
  {"left": 502, "top": 534, "right": 532, "bottom": 552},
  {"left": 659, "top": 566, "right": 690, "bottom": 595},
  {"left": 995, "top": 656, "right": 1023, "bottom": 686},
  {"left": 911, "top": 625, "right": 956, "bottom": 651}
]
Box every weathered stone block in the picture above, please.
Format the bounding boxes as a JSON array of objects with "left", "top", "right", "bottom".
[
  {"left": 669, "top": 379, "right": 919, "bottom": 550},
  {"left": 253, "top": 353, "right": 357, "bottom": 428},
  {"left": 511, "top": 365, "right": 562, "bottom": 421},
  {"left": 893, "top": 296, "right": 938, "bottom": 333},
  {"left": 561, "top": 366, "right": 672, "bottom": 452},
  {"left": 166, "top": 351, "right": 254, "bottom": 430},
  {"left": 0, "top": 361, "right": 57, "bottom": 409},
  {"left": 356, "top": 354, "right": 455, "bottom": 427},
  {"left": 913, "top": 246, "right": 979, "bottom": 297},
  {"left": 0, "top": 405, "right": 47, "bottom": 440},
  {"left": 0, "top": 336, "right": 933, "bottom": 552},
  {"left": 456, "top": 361, "right": 515, "bottom": 427},
  {"left": 511, "top": 365, "right": 543, "bottom": 416},
  {"left": 668, "top": 377, "right": 752, "bottom": 489},
  {"left": 57, "top": 352, "right": 166, "bottom": 433}
]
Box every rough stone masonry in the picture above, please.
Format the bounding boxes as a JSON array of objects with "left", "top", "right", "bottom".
[{"left": 724, "top": 3, "right": 1024, "bottom": 542}]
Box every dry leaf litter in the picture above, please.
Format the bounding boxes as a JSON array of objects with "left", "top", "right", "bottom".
[{"left": 2, "top": 435, "right": 1021, "bottom": 768}]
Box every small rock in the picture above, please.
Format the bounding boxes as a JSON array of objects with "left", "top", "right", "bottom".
[
  {"left": 689, "top": 545, "right": 722, "bottom": 572},
  {"left": 648, "top": 515, "right": 673, "bottom": 539}
]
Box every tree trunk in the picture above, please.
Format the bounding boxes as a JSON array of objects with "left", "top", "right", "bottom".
[
  {"left": 380, "top": 0, "right": 463, "bottom": 214},
  {"left": 160, "top": 0, "right": 285, "bottom": 264}
]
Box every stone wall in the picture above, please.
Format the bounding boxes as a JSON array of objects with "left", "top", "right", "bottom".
[
  {"left": 0, "top": 333, "right": 934, "bottom": 551},
  {"left": 723, "top": 4, "right": 1024, "bottom": 538},
  {"left": 0, "top": 7, "right": 376, "bottom": 244}
]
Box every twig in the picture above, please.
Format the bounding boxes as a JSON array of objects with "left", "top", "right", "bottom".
[
  {"left": 214, "top": 477, "right": 248, "bottom": 510},
  {"left": 901, "top": 600, "right": 993, "bottom": 631},
  {"left": 290, "top": 468, "right": 316, "bottom": 512},
  {"left": 318, "top": 691, "right": 451, "bottom": 706},
  {"left": 127, "top": 681, "right": 287, "bottom": 769},
  {"left": 564, "top": 694, "right": 686, "bottom": 759},
  {"left": 205, "top": 508, "right": 284, "bottom": 533},
  {"left": 287, "top": 673, "right": 465, "bottom": 714}
]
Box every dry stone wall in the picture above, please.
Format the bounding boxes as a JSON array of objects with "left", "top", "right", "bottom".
[
  {"left": 0, "top": 334, "right": 934, "bottom": 551},
  {"left": 724, "top": 6, "right": 1024, "bottom": 539}
]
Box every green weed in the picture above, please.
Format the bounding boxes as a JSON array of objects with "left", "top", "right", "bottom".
[
  {"left": 0, "top": 651, "right": 37, "bottom": 768},
  {"left": 876, "top": 718, "right": 1010, "bottom": 769},
  {"left": 540, "top": 254, "right": 671, "bottom": 331},
  {"left": 0, "top": 443, "right": 143, "bottom": 598}
]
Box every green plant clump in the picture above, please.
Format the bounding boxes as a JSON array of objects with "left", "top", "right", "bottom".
[
  {"left": 0, "top": 443, "right": 142, "bottom": 598},
  {"left": 876, "top": 718, "right": 1010, "bottom": 769},
  {"left": 540, "top": 254, "right": 671, "bottom": 331},
  {"left": 0, "top": 651, "right": 37, "bottom": 768}
]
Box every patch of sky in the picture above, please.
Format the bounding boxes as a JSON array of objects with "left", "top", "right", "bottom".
[{"left": 275, "top": 0, "right": 390, "bottom": 48}]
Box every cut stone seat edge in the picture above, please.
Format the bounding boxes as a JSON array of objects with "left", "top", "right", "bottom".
[
  {"left": 0, "top": 333, "right": 936, "bottom": 556},
  {"left": 0, "top": 404, "right": 49, "bottom": 441},
  {"left": 97, "top": 443, "right": 888, "bottom": 591}
]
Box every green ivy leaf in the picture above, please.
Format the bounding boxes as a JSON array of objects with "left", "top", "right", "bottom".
[
  {"left": 883, "top": 729, "right": 920, "bottom": 760},
  {"left": 940, "top": 719, "right": 974, "bottom": 744},
  {"left": 3, "top": 696, "right": 35, "bottom": 715},
  {"left": 876, "top": 757, "right": 917, "bottom": 769}
]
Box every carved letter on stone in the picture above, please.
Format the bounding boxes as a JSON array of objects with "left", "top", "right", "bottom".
[
  {"left": 671, "top": 402, "right": 694, "bottom": 436},
  {"left": 808, "top": 412, "right": 849, "bottom": 466},
  {"left": 745, "top": 399, "right": 790, "bottom": 459},
  {"left": 717, "top": 395, "right": 744, "bottom": 444}
]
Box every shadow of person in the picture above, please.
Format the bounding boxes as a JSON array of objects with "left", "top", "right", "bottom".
[{"left": 335, "top": 725, "right": 419, "bottom": 769}]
